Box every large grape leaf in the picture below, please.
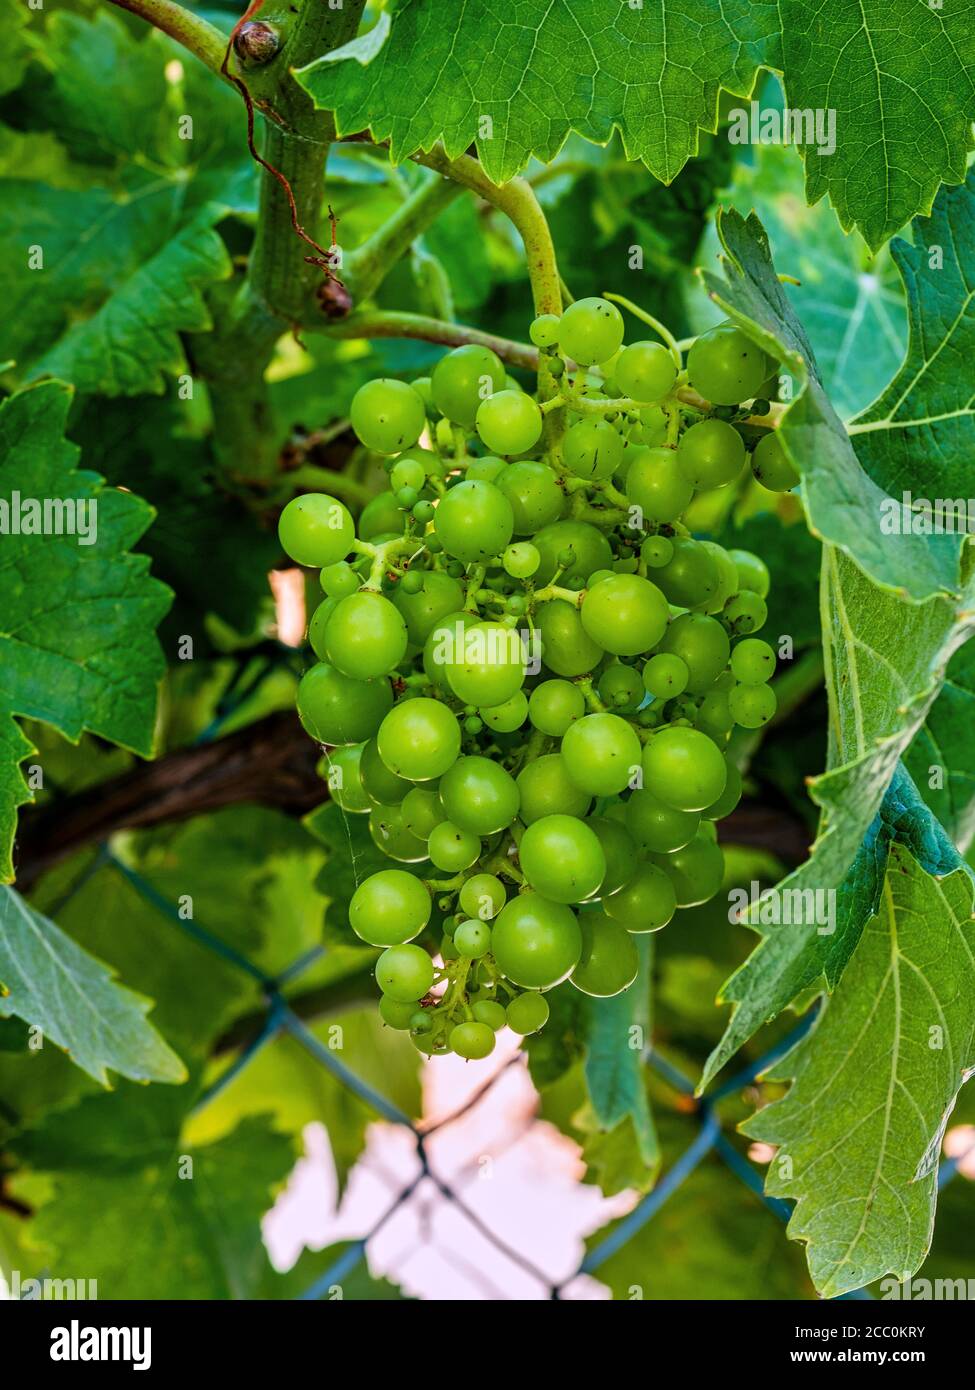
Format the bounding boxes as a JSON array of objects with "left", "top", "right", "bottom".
[
  {"left": 298, "top": 0, "right": 975, "bottom": 249},
  {"left": 704, "top": 206, "right": 965, "bottom": 602},
  {"left": 11, "top": 1085, "right": 294, "bottom": 1299},
  {"left": 847, "top": 169, "right": 975, "bottom": 500},
  {"left": 700, "top": 546, "right": 975, "bottom": 1092},
  {"left": 0, "top": 887, "right": 185, "bottom": 1087},
  {"left": 904, "top": 637, "right": 975, "bottom": 854},
  {"left": 0, "top": 383, "right": 171, "bottom": 882},
  {"left": 744, "top": 843, "right": 975, "bottom": 1298}
]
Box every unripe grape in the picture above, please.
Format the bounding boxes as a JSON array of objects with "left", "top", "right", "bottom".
[
  {"left": 570, "top": 913, "right": 639, "bottom": 996},
  {"left": 476, "top": 390, "right": 543, "bottom": 455},
  {"left": 751, "top": 430, "right": 800, "bottom": 491},
  {"left": 432, "top": 345, "right": 506, "bottom": 427},
  {"left": 505, "top": 991, "right": 550, "bottom": 1035},
  {"left": 350, "top": 869, "right": 431, "bottom": 947},
  {"left": 557, "top": 297, "right": 625, "bottom": 366},
  {"left": 350, "top": 378, "right": 426, "bottom": 454},
  {"left": 615, "top": 341, "right": 677, "bottom": 402},
  {"left": 279, "top": 493, "right": 355, "bottom": 567},
  {"left": 376, "top": 943, "right": 434, "bottom": 1002}
]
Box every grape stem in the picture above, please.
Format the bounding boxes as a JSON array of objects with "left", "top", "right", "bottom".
[
  {"left": 352, "top": 535, "right": 419, "bottom": 589},
  {"left": 340, "top": 173, "right": 465, "bottom": 303},
  {"left": 106, "top": 0, "right": 229, "bottom": 75},
  {"left": 318, "top": 310, "right": 539, "bottom": 370}
]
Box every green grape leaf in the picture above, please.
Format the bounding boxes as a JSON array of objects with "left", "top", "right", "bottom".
[
  {"left": 704, "top": 206, "right": 964, "bottom": 602},
  {"left": 13, "top": 1085, "right": 293, "bottom": 1299},
  {"left": 581, "top": 936, "right": 659, "bottom": 1192},
  {"left": 744, "top": 843, "right": 975, "bottom": 1298},
  {"left": 704, "top": 141, "right": 908, "bottom": 421},
  {"left": 904, "top": 637, "right": 975, "bottom": 853},
  {"left": 0, "top": 886, "right": 185, "bottom": 1087},
  {"left": 701, "top": 541, "right": 975, "bottom": 1092},
  {"left": 297, "top": 1, "right": 775, "bottom": 188},
  {"left": 779, "top": 0, "right": 975, "bottom": 251},
  {"left": 847, "top": 169, "right": 975, "bottom": 502},
  {"left": 299, "top": 0, "right": 975, "bottom": 250},
  {"left": 0, "top": 384, "right": 170, "bottom": 882}
]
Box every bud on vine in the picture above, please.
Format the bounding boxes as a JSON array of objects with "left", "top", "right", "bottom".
[{"left": 233, "top": 21, "right": 281, "bottom": 67}]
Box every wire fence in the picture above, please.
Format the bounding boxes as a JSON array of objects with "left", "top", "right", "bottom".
[{"left": 63, "top": 653, "right": 973, "bottom": 1301}]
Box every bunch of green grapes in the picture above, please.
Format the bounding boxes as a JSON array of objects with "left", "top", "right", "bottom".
[{"left": 279, "top": 298, "right": 787, "bottom": 1061}]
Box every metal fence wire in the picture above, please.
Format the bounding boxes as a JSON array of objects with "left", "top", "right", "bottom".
[{"left": 75, "top": 655, "right": 972, "bottom": 1301}]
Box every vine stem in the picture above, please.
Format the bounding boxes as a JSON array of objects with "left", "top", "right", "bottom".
[
  {"left": 341, "top": 174, "right": 464, "bottom": 302},
  {"left": 319, "top": 310, "right": 539, "bottom": 370},
  {"left": 106, "top": 0, "right": 228, "bottom": 75}
]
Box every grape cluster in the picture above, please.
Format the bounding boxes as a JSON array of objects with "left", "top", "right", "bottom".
[{"left": 279, "top": 299, "right": 784, "bottom": 1061}]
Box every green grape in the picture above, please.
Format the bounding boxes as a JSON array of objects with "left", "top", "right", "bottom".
[
  {"left": 439, "top": 755, "right": 520, "bottom": 835},
  {"left": 625, "top": 447, "right": 694, "bottom": 524},
  {"left": 687, "top": 321, "right": 767, "bottom": 405},
  {"left": 401, "top": 785, "right": 446, "bottom": 839},
  {"left": 729, "top": 681, "right": 777, "bottom": 728},
  {"left": 642, "top": 726, "right": 727, "bottom": 812},
  {"left": 376, "top": 697, "right": 461, "bottom": 781},
  {"left": 557, "top": 297, "right": 625, "bottom": 366},
  {"left": 369, "top": 802, "right": 429, "bottom": 863},
  {"left": 472, "top": 1000, "right": 507, "bottom": 1030},
  {"left": 728, "top": 549, "right": 770, "bottom": 598},
  {"left": 466, "top": 456, "right": 508, "bottom": 482},
  {"left": 536, "top": 600, "right": 603, "bottom": 677},
  {"left": 731, "top": 637, "right": 776, "bottom": 685},
  {"left": 625, "top": 788, "right": 700, "bottom": 853},
  {"left": 360, "top": 736, "right": 413, "bottom": 804},
  {"left": 410, "top": 1010, "right": 433, "bottom": 1034},
  {"left": 480, "top": 690, "right": 529, "bottom": 733},
  {"left": 602, "top": 863, "right": 676, "bottom": 932},
  {"left": 643, "top": 652, "right": 689, "bottom": 700},
  {"left": 454, "top": 918, "right": 492, "bottom": 958},
  {"left": 598, "top": 661, "right": 645, "bottom": 712},
  {"left": 393, "top": 570, "right": 464, "bottom": 645},
  {"left": 411, "top": 376, "right": 434, "bottom": 410},
  {"left": 503, "top": 542, "right": 540, "bottom": 578},
  {"left": 491, "top": 892, "right": 582, "bottom": 988},
  {"left": 694, "top": 688, "right": 734, "bottom": 740},
  {"left": 434, "top": 479, "right": 514, "bottom": 564},
  {"left": 320, "top": 560, "right": 360, "bottom": 598},
  {"left": 358, "top": 489, "right": 406, "bottom": 541},
  {"left": 325, "top": 590, "right": 408, "bottom": 680},
  {"left": 561, "top": 713, "right": 642, "bottom": 796},
  {"left": 723, "top": 590, "right": 768, "bottom": 635},
  {"left": 615, "top": 341, "right": 677, "bottom": 402},
  {"left": 428, "top": 820, "right": 481, "bottom": 872},
  {"left": 517, "top": 754, "right": 592, "bottom": 823},
  {"left": 702, "top": 759, "right": 742, "bottom": 820},
  {"left": 476, "top": 391, "right": 544, "bottom": 455},
  {"left": 658, "top": 612, "right": 730, "bottom": 693},
  {"left": 587, "top": 816, "right": 638, "bottom": 898},
  {"left": 350, "top": 869, "right": 431, "bottom": 946},
  {"left": 751, "top": 430, "right": 800, "bottom": 492},
  {"left": 650, "top": 832, "right": 725, "bottom": 907},
  {"left": 497, "top": 460, "right": 565, "bottom": 534},
  {"left": 459, "top": 873, "right": 506, "bottom": 921},
  {"left": 444, "top": 621, "right": 526, "bottom": 706},
  {"left": 279, "top": 493, "right": 355, "bottom": 567},
  {"left": 530, "top": 313, "right": 561, "bottom": 348},
  {"left": 532, "top": 520, "right": 613, "bottom": 586},
  {"left": 528, "top": 679, "right": 585, "bottom": 736},
  {"left": 652, "top": 536, "right": 720, "bottom": 609},
  {"left": 432, "top": 344, "right": 506, "bottom": 427},
  {"left": 423, "top": 610, "right": 478, "bottom": 690},
  {"left": 676, "top": 418, "right": 746, "bottom": 490},
  {"left": 399, "top": 569, "right": 424, "bottom": 596},
  {"left": 308, "top": 597, "right": 337, "bottom": 661},
  {"left": 379, "top": 995, "right": 418, "bottom": 1029},
  {"left": 580, "top": 574, "right": 669, "bottom": 656},
  {"left": 563, "top": 418, "right": 625, "bottom": 480},
  {"left": 350, "top": 378, "right": 426, "bottom": 454},
  {"left": 412, "top": 1031, "right": 438, "bottom": 1055},
  {"left": 699, "top": 540, "right": 740, "bottom": 615},
  {"left": 519, "top": 814, "right": 607, "bottom": 904},
  {"left": 376, "top": 943, "right": 434, "bottom": 1002},
  {"left": 321, "top": 743, "right": 371, "bottom": 814},
  {"left": 641, "top": 535, "right": 674, "bottom": 569},
  {"left": 505, "top": 991, "right": 550, "bottom": 1035},
  {"left": 570, "top": 913, "right": 639, "bottom": 997},
  {"left": 450, "top": 1021, "right": 496, "bottom": 1059},
  {"left": 588, "top": 568, "right": 615, "bottom": 587},
  {"left": 396, "top": 485, "right": 419, "bottom": 509},
  {"left": 390, "top": 456, "right": 426, "bottom": 492},
  {"left": 297, "top": 663, "right": 393, "bottom": 746}
]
